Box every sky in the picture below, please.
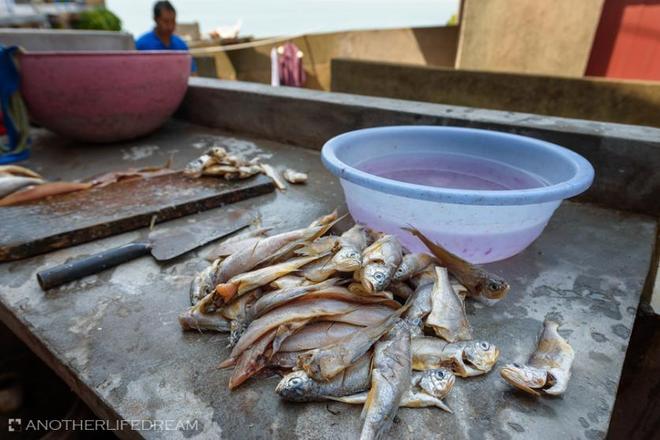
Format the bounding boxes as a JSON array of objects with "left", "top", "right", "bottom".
[{"left": 106, "top": 0, "right": 459, "bottom": 39}]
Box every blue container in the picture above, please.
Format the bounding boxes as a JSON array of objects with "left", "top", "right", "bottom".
[{"left": 322, "top": 126, "right": 594, "bottom": 263}]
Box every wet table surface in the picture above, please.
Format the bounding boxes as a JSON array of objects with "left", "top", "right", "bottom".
[{"left": 0, "top": 120, "right": 656, "bottom": 440}]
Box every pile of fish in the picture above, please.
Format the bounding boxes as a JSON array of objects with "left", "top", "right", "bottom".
[
  {"left": 183, "top": 146, "right": 307, "bottom": 190},
  {"left": 180, "top": 211, "right": 575, "bottom": 439}
]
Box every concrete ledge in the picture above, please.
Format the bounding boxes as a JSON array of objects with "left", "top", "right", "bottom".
[
  {"left": 179, "top": 78, "right": 660, "bottom": 216},
  {"left": 331, "top": 58, "right": 660, "bottom": 128}
]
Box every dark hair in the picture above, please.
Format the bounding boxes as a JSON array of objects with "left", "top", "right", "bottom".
[{"left": 154, "top": 1, "right": 175, "bottom": 18}]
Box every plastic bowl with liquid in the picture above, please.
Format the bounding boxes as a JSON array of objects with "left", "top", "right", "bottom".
[{"left": 321, "top": 126, "right": 594, "bottom": 263}]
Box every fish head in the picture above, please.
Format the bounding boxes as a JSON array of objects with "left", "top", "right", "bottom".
[
  {"left": 229, "top": 320, "right": 247, "bottom": 347},
  {"left": 275, "top": 371, "right": 316, "bottom": 401},
  {"left": 481, "top": 275, "right": 510, "bottom": 300},
  {"left": 332, "top": 248, "right": 362, "bottom": 272},
  {"left": 463, "top": 340, "right": 500, "bottom": 373},
  {"left": 393, "top": 263, "right": 410, "bottom": 281},
  {"left": 361, "top": 264, "right": 391, "bottom": 292},
  {"left": 500, "top": 363, "right": 548, "bottom": 396},
  {"left": 418, "top": 368, "right": 455, "bottom": 399}
]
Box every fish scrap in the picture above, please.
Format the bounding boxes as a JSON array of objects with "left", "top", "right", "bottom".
[{"left": 500, "top": 320, "right": 574, "bottom": 396}]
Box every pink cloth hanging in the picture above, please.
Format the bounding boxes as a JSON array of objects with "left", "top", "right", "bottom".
[{"left": 277, "top": 42, "right": 306, "bottom": 87}]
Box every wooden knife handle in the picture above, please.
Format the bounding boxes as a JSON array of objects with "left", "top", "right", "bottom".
[{"left": 36, "top": 242, "right": 151, "bottom": 290}]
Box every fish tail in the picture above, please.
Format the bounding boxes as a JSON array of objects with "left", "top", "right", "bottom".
[{"left": 435, "top": 399, "right": 453, "bottom": 413}]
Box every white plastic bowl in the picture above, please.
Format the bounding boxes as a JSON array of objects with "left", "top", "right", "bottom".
[{"left": 321, "top": 126, "right": 594, "bottom": 263}]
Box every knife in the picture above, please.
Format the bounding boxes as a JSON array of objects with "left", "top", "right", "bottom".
[{"left": 36, "top": 210, "right": 253, "bottom": 291}]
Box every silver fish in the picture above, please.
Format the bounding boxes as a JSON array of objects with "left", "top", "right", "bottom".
[
  {"left": 403, "top": 280, "right": 433, "bottom": 337},
  {"left": 393, "top": 253, "right": 434, "bottom": 282},
  {"left": 275, "top": 353, "right": 372, "bottom": 402},
  {"left": 412, "top": 337, "right": 500, "bottom": 377},
  {"left": 332, "top": 225, "right": 371, "bottom": 272},
  {"left": 413, "top": 368, "right": 455, "bottom": 400},
  {"left": 179, "top": 290, "right": 231, "bottom": 333},
  {"left": 360, "top": 235, "right": 403, "bottom": 293},
  {"left": 298, "top": 305, "right": 408, "bottom": 382},
  {"left": 269, "top": 275, "right": 308, "bottom": 290},
  {"left": 359, "top": 319, "right": 412, "bottom": 440},
  {"left": 189, "top": 259, "right": 223, "bottom": 306},
  {"left": 278, "top": 321, "right": 363, "bottom": 353},
  {"left": 426, "top": 267, "right": 473, "bottom": 342},
  {"left": 404, "top": 227, "right": 510, "bottom": 305},
  {"left": 301, "top": 254, "right": 338, "bottom": 282},
  {"left": 500, "top": 320, "right": 574, "bottom": 396},
  {"left": 204, "top": 227, "right": 271, "bottom": 261},
  {"left": 214, "top": 254, "right": 324, "bottom": 304}
]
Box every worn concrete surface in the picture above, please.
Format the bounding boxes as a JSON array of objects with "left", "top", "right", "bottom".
[
  {"left": 456, "top": 0, "right": 604, "bottom": 76},
  {"left": 180, "top": 79, "right": 660, "bottom": 217},
  {"left": 331, "top": 58, "right": 660, "bottom": 128},
  {"left": 0, "top": 120, "right": 656, "bottom": 439}
]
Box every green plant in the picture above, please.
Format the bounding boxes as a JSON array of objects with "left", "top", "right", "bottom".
[
  {"left": 74, "top": 8, "right": 122, "bottom": 32},
  {"left": 447, "top": 13, "right": 458, "bottom": 26}
]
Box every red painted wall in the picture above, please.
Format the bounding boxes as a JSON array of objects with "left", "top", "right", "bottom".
[{"left": 586, "top": 0, "right": 660, "bottom": 81}]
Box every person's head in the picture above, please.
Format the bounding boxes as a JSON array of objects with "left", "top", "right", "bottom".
[{"left": 153, "top": 1, "right": 176, "bottom": 37}]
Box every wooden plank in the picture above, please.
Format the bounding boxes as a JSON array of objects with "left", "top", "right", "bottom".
[{"left": 0, "top": 173, "right": 274, "bottom": 262}]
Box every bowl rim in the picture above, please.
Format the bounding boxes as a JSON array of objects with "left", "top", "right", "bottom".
[
  {"left": 321, "top": 125, "right": 595, "bottom": 206},
  {"left": 18, "top": 50, "right": 191, "bottom": 58}
]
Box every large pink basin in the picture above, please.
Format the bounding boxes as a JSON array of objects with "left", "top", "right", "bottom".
[{"left": 19, "top": 51, "right": 191, "bottom": 143}]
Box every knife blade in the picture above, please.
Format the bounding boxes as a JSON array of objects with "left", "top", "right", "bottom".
[{"left": 36, "top": 210, "right": 253, "bottom": 290}]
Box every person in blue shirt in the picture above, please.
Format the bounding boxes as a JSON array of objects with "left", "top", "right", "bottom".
[{"left": 135, "top": 1, "right": 197, "bottom": 73}]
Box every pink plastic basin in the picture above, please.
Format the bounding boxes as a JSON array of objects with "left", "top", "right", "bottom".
[{"left": 18, "top": 51, "right": 191, "bottom": 143}]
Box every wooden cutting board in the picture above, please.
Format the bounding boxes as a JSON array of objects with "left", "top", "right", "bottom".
[{"left": 0, "top": 173, "right": 275, "bottom": 262}]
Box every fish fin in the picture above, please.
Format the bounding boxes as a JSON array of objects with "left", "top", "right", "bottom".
[
  {"left": 271, "top": 319, "right": 312, "bottom": 354},
  {"left": 360, "top": 379, "right": 378, "bottom": 420},
  {"left": 313, "top": 213, "right": 349, "bottom": 240},
  {"left": 402, "top": 226, "right": 468, "bottom": 270},
  {"left": 218, "top": 357, "right": 235, "bottom": 369},
  {"left": 323, "top": 392, "right": 368, "bottom": 405}
]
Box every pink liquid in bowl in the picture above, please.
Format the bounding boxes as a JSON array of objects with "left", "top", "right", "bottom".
[
  {"left": 349, "top": 152, "right": 553, "bottom": 263},
  {"left": 357, "top": 152, "right": 548, "bottom": 191}
]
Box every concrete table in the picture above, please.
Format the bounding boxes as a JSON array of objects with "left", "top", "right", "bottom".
[{"left": 0, "top": 120, "right": 655, "bottom": 439}]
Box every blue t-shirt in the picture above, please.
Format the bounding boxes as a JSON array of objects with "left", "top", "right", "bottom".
[{"left": 135, "top": 30, "right": 197, "bottom": 72}]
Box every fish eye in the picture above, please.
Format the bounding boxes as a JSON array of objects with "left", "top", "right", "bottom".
[
  {"left": 289, "top": 377, "right": 302, "bottom": 386},
  {"left": 434, "top": 370, "right": 445, "bottom": 379},
  {"left": 512, "top": 363, "right": 522, "bottom": 368},
  {"left": 480, "top": 342, "right": 490, "bottom": 350},
  {"left": 487, "top": 281, "right": 501, "bottom": 291},
  {"left": 375, "top": 272, "right": 384, "bottom": 280}
]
